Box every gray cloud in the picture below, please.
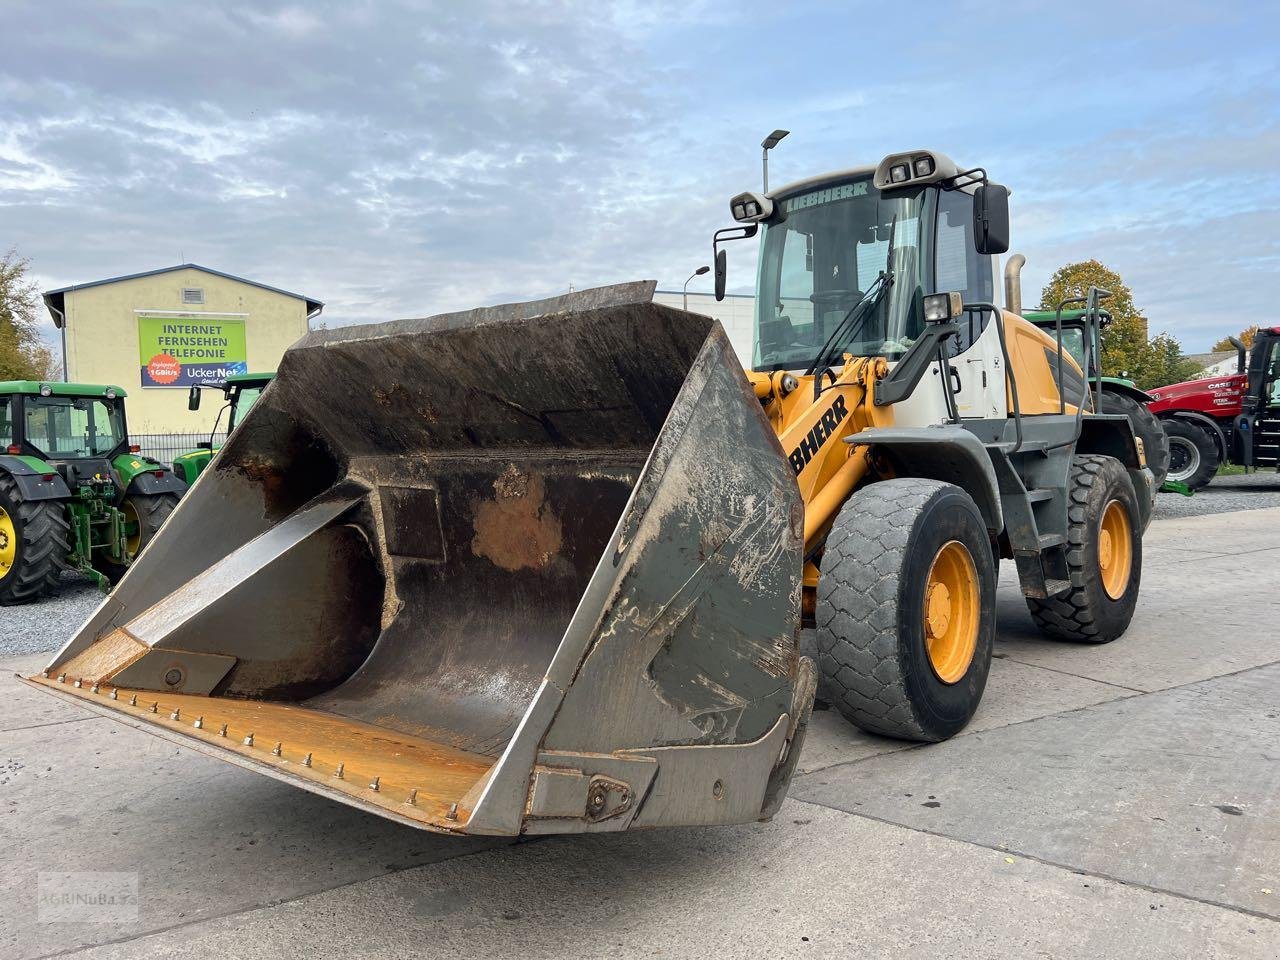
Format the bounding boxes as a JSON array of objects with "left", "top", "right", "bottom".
[{"left": 2, "top": 1, "right": 1276, "bottom": 354}]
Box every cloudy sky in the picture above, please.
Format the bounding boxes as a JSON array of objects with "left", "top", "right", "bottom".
[{"left": 2, "top": 0, "right": 1276, "bottom": 352}]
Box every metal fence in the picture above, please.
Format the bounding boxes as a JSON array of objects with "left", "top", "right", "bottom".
[{"left": 131, "top": 432, "right": 228, "bottom": 465}]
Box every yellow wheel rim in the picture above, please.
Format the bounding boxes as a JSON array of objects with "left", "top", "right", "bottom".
[
  {"left": 923, "top": 540, "right": 980, "bottom": 684},
  {"left": 122, "top": 501, "right": 142, "bottom": 557},
  {"left": 0, "top": 504, "right": 15, "bottom": 579},
  {"left": 1098, "top": 499, "right": 1133, "bottom": 600}
]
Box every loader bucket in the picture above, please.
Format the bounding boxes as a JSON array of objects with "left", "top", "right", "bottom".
[{"left": 25, "top": 281, "right": 814, "bottom": 836}]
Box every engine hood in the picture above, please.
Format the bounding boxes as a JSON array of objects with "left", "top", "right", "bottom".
[{"left": 1147, "top": 372, "right": 1247, "bottom": 416}]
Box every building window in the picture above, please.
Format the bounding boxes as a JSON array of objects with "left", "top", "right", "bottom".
[{"left": 181, "top": 287, "right": 205, "bottom": 305}]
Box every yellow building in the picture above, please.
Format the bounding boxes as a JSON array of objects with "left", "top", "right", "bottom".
[{"left": 43, "top": 264, "right": 322, "bottom": 434}]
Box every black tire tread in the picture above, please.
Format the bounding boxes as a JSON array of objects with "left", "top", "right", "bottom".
[
  {"left": 815, "top": 478, "right": 953, "bottom": 741},
  {"left": 0, "top": 471, "right": 71, "bottom": 605},
  {"left": 1026, "top": 455, "right": 1135, "bottom": 642},
  {"left": 1100, "top": 390, "right": 1170, "bottom": 489}
]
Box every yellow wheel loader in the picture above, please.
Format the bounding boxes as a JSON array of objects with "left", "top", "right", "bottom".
[{"left": 23, "top": 147, "right": 1150, "bottom": 837}]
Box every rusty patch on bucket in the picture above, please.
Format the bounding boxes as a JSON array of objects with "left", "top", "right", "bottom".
[{"left": 471, "top": 469, "right": 563, "bottom": 571}]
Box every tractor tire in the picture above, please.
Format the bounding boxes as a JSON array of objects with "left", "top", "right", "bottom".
[
  {"left": 1100, "top": 390, "right": 1170, "bottom": 490},
  {"left": 1163, "top": 419, "right": 1220, "bottom": 490},
  {"left": 0, "top": 472, "right": 71, "bottom": 606},
  {"left": 1026, "top": 455, "right": 1142, "bottom": 643},
  {"left": 96, "top": 493, "right": 180, "bottom": 584},
  {"left": 814, "top": 478, "right": 996, "bottom": 743}
]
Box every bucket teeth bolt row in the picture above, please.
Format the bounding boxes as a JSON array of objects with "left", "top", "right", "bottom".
[
  {"left": 243, "top": 733, "right": 254, "bottom": 746},
  {"left": 335, "top": 763, "right": 345, "bottom": 780},
  {"left": 219, "top": 723, "right": 228, "bottom": 737},
  {"left": 193, "top": 716, "right": 203, "bottom": 729},
  {"left": 74, "top": 678, "right": 83, "bottom": 688},
  {"left": 170, "top": 708, "right": 181, "bottom": 721},
  {"left": 129, "top": 694, "right": 138, "bottom": 706},
  {"left": 303, "top": 753, "right": 312, "bottom": 767},
  {"left": 406, "top": 789, "right": 417, "bottom": 806},
  {"left": 369, "top": 777, "right": 380, "bottom": 792},
  {"left": 272, "top": 742, "right": 283, "bottom": 757},
  {"left": 57, "top": 674, "right": 66, "bottom": 683},
  {"left": 109, "top": 688, "right": 118, "bottom": 700},
  {"left": 91, "top": 683, "right": 100, "bottom": 694}
]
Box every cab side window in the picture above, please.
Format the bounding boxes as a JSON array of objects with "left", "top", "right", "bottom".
[
  {"left": 935, "top": 189, "right": 995, "bottom": 352},
  {"left": 0, "top": 397, "right": 11, "bottom": 448}
]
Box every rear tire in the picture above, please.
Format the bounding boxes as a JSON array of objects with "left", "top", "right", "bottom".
[
  {"left": 0, "top": 472, "right": 71, "bottom": 606},
  {"left": 814, "top": 479, "right": 996, "bottom": 742},
  {"left": 1100, "top": 390, "right": 1170, "bottom": 489},
  {"left": 1163, "top": 418, "right": 1219, "bottom": 490},
  {"left": 1026, "top": 455, "right": 1141, "bottom": 643},
  {"left": 96, "top": 492, "right": 180, "bottom": 584}
]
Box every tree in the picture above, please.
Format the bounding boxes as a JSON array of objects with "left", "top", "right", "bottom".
[
  {"left": 1212, "top": 325, "right": 1258, "bottom": 352},
  {"left": 0, "top": 249, "right": 57, "bottom": 381},
  {"left": 1038, "top": 259, "right": 1199, "bottom": 390}
]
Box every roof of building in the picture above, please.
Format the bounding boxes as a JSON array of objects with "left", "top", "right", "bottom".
[
  {"left": 42, "top": 263, "right": 323, "bottom": 327},
  {"left": 1186, "top": 350, "right": 1236, "bottom": 369}
]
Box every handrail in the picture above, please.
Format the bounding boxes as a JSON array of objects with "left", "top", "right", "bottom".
[{"left": 1052, "top": 295, "right": 1088, "bottom": 415}]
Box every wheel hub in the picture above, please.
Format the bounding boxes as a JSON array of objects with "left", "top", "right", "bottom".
[
  {"left": 1166, "top": 437, "right": 1199, "bottom": 483},
  {"left": 1098, "top": 499, "right": 1133, "bottom": 601},
  {"left": 0, "top": 505, "right": 14, "bottom": 574},
  {"left": 925, "top": 582, "right": 952, "bottom": 638},
  {"left": 922, "top": 541, "right": 980, "bottom": 685}
]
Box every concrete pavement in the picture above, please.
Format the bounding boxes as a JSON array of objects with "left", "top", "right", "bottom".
[{"left": 3, "top": 508, "right": 1278, "bottom": 958}]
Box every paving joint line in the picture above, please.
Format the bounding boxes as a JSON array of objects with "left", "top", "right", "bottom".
[
  {"left": 1, "top": 715, "right": 101, "bottom": 735},
  {"left": 790, "top": 796, "right": 1280, "bottom": 924},
  {"left": 797, "top": 657, "right": 1280, "bottom": 777}
]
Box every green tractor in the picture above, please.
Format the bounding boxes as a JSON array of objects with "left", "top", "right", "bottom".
[
  {"left": 171, "top": 372, "right": 274, "bottom": 485},
  {"left": 0, "top": 382, "right": 188, "bottom": 604},
  {"left": 1021, "top": 306, "right": 1171, "bottom": 491}
]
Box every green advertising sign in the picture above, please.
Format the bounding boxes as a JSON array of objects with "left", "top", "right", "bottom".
[{"left": 137, "top": 315, "right": 248, "bottom": 388}]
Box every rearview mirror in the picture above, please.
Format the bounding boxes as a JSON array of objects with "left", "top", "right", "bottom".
[
  {"left": 188, "top": 385, "right": 201, "bottom": 411},
  {"left": 714, "top": 249, "right": 727, "bottom": 302},
  {"left": 973, "top": 183, "right": 1010, "bottom": 255}
]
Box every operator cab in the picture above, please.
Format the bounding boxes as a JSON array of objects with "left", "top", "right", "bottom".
[
  {"left": 744, "top": 158, "right": 997, "bottom": 373},
  {"left": 717, "top": 149, "right": 1010, "bottom": 422}
]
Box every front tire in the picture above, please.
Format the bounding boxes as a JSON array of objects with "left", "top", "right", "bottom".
[
  {"left": 96, "top": 493, "right": 180, "bottom": 584},
  {"left": 1100, "top": 390, "right": 1170, "bottom": 490},
  {"left": 1164, "top": 418, "right": 1219, "bottom": 490},
  {"left": 0, "top": 472, "right": 70, "bottom": 606},
  {"left": 1026, "top": 455, "right": 1142, "bottom": 643},
  {"left": 814, "top": 479, "right": 996, "bottom": 743}
]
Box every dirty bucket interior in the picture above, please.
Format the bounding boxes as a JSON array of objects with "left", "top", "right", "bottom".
[{"left": 31, "top": 289, "right": 723, "bottom": 830}]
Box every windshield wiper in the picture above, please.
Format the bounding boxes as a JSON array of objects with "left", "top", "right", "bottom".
[{"left": 804, "top": 215, "right": 899, "bottom": 377}]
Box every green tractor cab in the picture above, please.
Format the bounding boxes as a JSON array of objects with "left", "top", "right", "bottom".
[
  {"left": 0, "top": 381, "right": 187, "bottom": 603},
  {"left": 172, "top": 372, "right": 274, "bottom": 485},
  {"left": 1021, "top": 306, "right": 1172, "bottom": 492}
]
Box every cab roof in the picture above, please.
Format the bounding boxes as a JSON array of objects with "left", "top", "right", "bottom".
[
  {"left": 225, "top": 372, "right": 275, "bottom": 386},
  {"left": 0, "top": 381, "right": 128, "bottom": 398}
]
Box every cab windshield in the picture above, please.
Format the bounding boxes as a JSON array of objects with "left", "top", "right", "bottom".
[
  {"left": 227, "top": 384, "right": 264, "bottom": 432},
  {"left": 23, "top": 396, "right": 125, "bottom": 459},
  {"left": 753, "top": 178, "right": 926, "bottom": 371}
]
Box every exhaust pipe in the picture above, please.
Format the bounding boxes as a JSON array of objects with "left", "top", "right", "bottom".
[{"left": 1003, "top": 253, "right": 1026, "bottom": 316}]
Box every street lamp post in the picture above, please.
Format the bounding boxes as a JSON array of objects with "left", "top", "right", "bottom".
[{"left": 683, "top": 265, "right": 710, "bottom": 312}]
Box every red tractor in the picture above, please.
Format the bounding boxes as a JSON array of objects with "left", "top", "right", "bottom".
[{"left": 1147, "top": 328, "right": 1280, "bottom": 489}]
